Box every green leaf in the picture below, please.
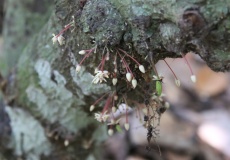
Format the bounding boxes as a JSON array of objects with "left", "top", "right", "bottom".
[
  {"left": 156, "top": 81, "right": 162, "bottom": 96},
  {"left": 116, "top": 124, "right": 123, "bottom": 133}
]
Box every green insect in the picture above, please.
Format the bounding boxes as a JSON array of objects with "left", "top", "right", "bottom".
[
  {"left": 116, "top": 124, "right": 123, "bottom": 133},
  {"left": 156, "top": 80, "right": 162, "bottom": 96}
]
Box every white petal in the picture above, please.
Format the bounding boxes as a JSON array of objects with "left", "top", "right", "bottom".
[
  {"left": 112, "top": 78, "right": 118, "bottom": 85},
  {"left": 64, "top": 140, "right": 69, "bottom": 146},
  {"left": 94, "top": 68, "right": 99, "bottom": 73},
  {"left": 108, "top": 129, "right": 114, "bottom": 136},
  {"left": 102, "top": 114, "right": 109, "bottom": 122},
  {"left": 52, "top": 34, "right": 58, "bottom": 44},
  {"left": 124, "top": 123, "right": 130, "bottom": 131},
  {"left": 57, "top": 36, "right": 65, "bottom": 45},
  {"left": 79, "top": 50, "right": 86, "bottom": 55},
  {"left": 90, "top": 105, "right": 95, "bottom": 112},
  {"left": 92, "top": 77, "right": 99, "bottom": 84},
  {"left": 139, "top": 65, "right": 145, "bottom": 73},
  {"left": 191, "top": 75, "right": 196, "bottom": 83},
  {"left": 164, "top": 102, "right": 170, "bottom": 109},
  {"left": 132, "top": 79, "right": 137, "bottom": 88},
  {"left": 126, "top": 72, "right": 132, "bottom": 82},
  {"left": 76, "top": 65, "right": 81, "bottom": 73},
  {"left": 152, "top": 75, "right": 158, "bottom": 80}
]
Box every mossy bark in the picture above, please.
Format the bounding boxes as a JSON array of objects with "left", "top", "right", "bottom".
[{"left": 0, "top": 0, "right": 229, "bottom": 159}]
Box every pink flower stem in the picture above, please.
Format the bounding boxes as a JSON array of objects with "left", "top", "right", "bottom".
[
  {"left": 92, "top": 92, "right": 109, "bottom": 106},
  {"left": 126, "top": 108, "right": 128, "bottom": 123},
  {"left": 79, "top": 48, "right": 95, "bottom": 65},
  {"left": 181, "top": 53, "right": 194, "bottom": 75},
  {"left": 113, "top": 54, "right": 117, "bottom": 77},
  {"left": 138, "top": 107, "right": 142, "bottom": 121},
  {"left": 163, "top": 59, "right": 179, "bottom": 80},
  {"left": 118, "top": 48, "right": 141, "bottom": 66},
  {"left": 135, "top": 108, "right": 138, "bottom": 118},
  {"left": 102, "top": 96, "right": 112, "bottom": 114},
  {"left": 99, "top": 55, "right": 107, "bottom": 71},
  {"left": 56, "top": 24, "right": 72, "bottom": 37},
  {"left": 151, "top": 61, "right": 159, "bottom": 78},
  {"left": 117, "top": 51, "right": 134, "bottom": 77}
]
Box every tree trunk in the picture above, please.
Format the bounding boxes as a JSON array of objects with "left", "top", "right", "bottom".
[{"left": 0, "top": 0, "right": 229, "bottom": 159}]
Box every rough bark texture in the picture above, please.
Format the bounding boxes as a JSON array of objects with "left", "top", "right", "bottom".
[{"left": 0, "top": 0, "right": 229, "bottom": 159}]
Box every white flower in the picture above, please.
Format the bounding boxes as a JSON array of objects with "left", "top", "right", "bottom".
[
  {"left": 57, "top": 35, "right": 65, "bottom": 45},
  {"left": 191, "top": 75, "right": 196, "bottom": 83},
  {"left": 92, "top": 70, "right": 110, "bottom": 84},
  {"left": 139, "top": 65, "right": 145, "bottom": 73},
  {"left": 112, "top": 78, "right": 118, "bottom": 85},
  {"left": 126, "top": 72, "right": 132, "bottom": 82},
  {"left": 94, "top": 112, "right": 109, "bottom": 122},
  {"left": 52, "top": 34, "right": 58, "bottom": 44},
  {"left": 132, "top": 79, "right": 137, "bottom": 88},
  {"left": 76, "top": 65, "right": 81, "bottom": 73},
  {"left": 79, "top": 50, "right": 86, "bottom": 55}
]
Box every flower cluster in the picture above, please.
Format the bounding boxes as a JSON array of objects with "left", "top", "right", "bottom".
[
  {"left": 52, "top": 16, "right": 75, "bottom": 46},
  {"left": 49, "top": 17, "right": 196, "bottom": 140},
  {"left": 75, "top": 46, "right": 146, "bottom": 89},
  {"left": 88, "top": 91, "right": 134, "bottom": 135},
  {"left": 94, "top": 111, "right": 109, "bottom": 123},
  {"left": 92, "top": 70, "right": 109, "bottom": 84}
]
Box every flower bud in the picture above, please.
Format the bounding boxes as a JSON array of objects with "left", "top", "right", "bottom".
[
  {"left": 90, "top": 105, "right": 95, "bottom": 112},
  {"left": 126, "top": 72, "right": 132, "bottom": 82},
  {"left": 175, "top": 79, "right": 180, "bottom": 87},
  {"left": 164, "top": 102, "right": 170, "bottom": 109},
  {"left": 79, "top": 50, "right": 86, "bottom": 55},
  {"left": 131, "top": 79, "right": 137, "bottom": 88},
  {"left": 64, "top": 140, "right": 69, "bottom": 146},
  {"left": 108, "top": 129, "right": 114, "bottom": 136},
  {"left": 112, "top": 78, "right": 118, "bottom": 86},
  {"left": 191, "top": 75, "right": 196, "bottom": 83},
  {"left": 124, "top": 123, "right": 130, "bottom": 131},
  {"left": 76, "top": 65, "right": 81, "bottom": 73},
  {"left": 139, "top": 65, "right": 145, "bottom": 73}
]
